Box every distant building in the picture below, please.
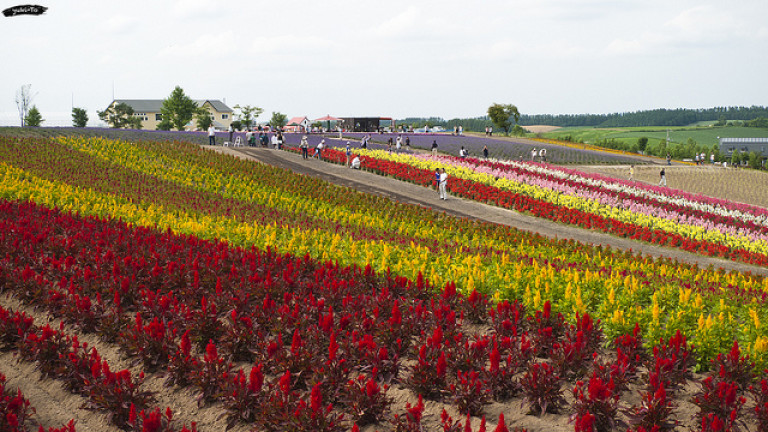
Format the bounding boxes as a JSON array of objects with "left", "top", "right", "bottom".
[
  {"left": 104, "top": 99, "right": 233, "bottom": 130},
  {"left": 719, "top": 137, "right": 768, "bottom": 157},
  {"left": 339, "top": 117, "right": 394, "bottom": 132},
  {"left": 285, "top": 116, "right": 311, "bottom": 133}
]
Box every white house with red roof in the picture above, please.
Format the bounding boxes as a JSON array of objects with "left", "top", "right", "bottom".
[{"left": 285, "top": 116, "right": 310, "bottom": 132}]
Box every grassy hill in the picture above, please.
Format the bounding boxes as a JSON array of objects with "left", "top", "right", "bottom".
[{"left": 537, "top": 125, "right": 768, "bottom": 148}]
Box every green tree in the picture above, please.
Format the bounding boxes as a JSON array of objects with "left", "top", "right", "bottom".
[
  {"left": 511, "top": 124, "right": 526, "bottom": 136},
  {"left": 24, "top": 105, "right": 43, "bottom": 127},
  {"left": 195, "top": 108, "right": 213, "bottom": 131},
  {"left": 637, "top": 137, "right": 648, "bottom": 153},
  {"left": 156, "top": 116, "right": 173, "bottom": 130},
  {"left": 72, "top": 107, "right": 88, "bottom": 127},
  {"left": 234, "top": 104, "right": 263, "bottom": 130},
  {"left": 98, "top": 102, "right": 141, "bottom": 129},
  {"left": 715, "top": 115, "right": 727, "bottom": 127},
  {"left": 487, "top": 103, "right": 520, "bottom": 135},
  {"left": 161, "top": 86, "right": 198, "bottom": 131},
  {"left": 731, "top": 151, "right": 742, "bottom": 166},
  {"left": 745, "top": 117, "right": 768, "bottom": 128},
  {"left": 270, "top": 112, "right": 287, "bottom": 129},
  {"left": 748, "top": 152, "right": 762, "bottom": 170}
]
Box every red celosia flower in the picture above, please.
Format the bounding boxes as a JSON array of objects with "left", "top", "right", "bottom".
[{"left": 494, "top": 413, "right": 509, "bottom": 432}]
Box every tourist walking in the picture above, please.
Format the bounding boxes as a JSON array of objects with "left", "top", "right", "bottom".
[
  {"left": 439, "top": 168, "right": 448, "bottom": 200},
  {"left": 228, "top": 124, "right": 234, "bottom": 143},
  {"left": 459, "top": 146, "right": 467, "bottom": 159},
  {"left": 434, "top": 168, "right": 441, "bottom": 195},
  {"left": 531, "top": 148, "right": 537, "bottom": 161},
  {"left": 431, "top": 140, "right": 438, "bottom": 156},
  {"left": 345, "top": 142, "right": 352, "bottom": 167},
  {"left": 300, "top": 136, "right": 309, "bottom": 159},
  {"left": 483, "top": 145, "right": 489, "bottom": 159},
  {"left": 315, "top": 139, "right": 325, "bottom": 159},
  {"left": 405, "top": 136, "right": 410, "bottom": 149},
  {"left": 539, "top": 148, "right": 547, "bottom": 162},
  {"left": 659, "top": 168, "right": 666, "bottom": 186},
  {"left": 208, "top": 125, "right": 216, "bottom": 146},
  {"left": 629, "top": 164, "right": 634, "bottom": 181},
  {"left": 396, "top": 135, "right": 402, "bottom": 153},
  {"left": 387, "top": 137, "right": 393, "bottom": 153}
]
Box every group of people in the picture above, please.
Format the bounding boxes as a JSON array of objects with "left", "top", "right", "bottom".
[
  {"left": 207, "top": 124, "right": 287, "bottom": 149},
  {"left": 299, "top": 136, "right": 325, "bottom": 159},
  {"left": 694, "top": 152, "right": 715, "bottom": 165},
  {"left": 386, "top": 135, "right": 411, "bottom": 153},
  {"left": 434, "top": 168, "right": 449, "bottom": 200},
  {"left": 530, "top": 147, "right": 547, "bottom": 162}
]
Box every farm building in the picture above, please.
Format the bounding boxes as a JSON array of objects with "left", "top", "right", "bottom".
[
  {"left": 719, "top": 137, "right": 768, "bottom": 157},
  {"left": 339, "top": 117, "right": 395, "bottom": 132},
  {"left": 285, "top": 116, "right": 311, "bottom": 133},
  {"left": 103, "top": 99, "right": 233, "bottom": 131}
]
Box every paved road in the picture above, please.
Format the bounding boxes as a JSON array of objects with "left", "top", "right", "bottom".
[{"left": 208, "top": 145, "right": 768, "bottom": 277}]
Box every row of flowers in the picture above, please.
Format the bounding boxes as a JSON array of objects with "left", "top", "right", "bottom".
[
  {"left": 2, "top": 198, "right": 767, "bottom": 431},
  {"left": 0, "top": 136, "right": 767, "bottom": 369},
  {"left": 340, "top": 148, "right": 768, "bottom": 259}
]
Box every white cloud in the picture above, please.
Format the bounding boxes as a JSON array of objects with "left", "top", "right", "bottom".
[
  {"left": 247, "top": 34, "right": 334, "bottom": 56},
  {"left": 98, "top": 14, "right": 140, "bottom": 35},
  {"left": 156, "top": 31, "right": 239, "bottom": 58}
]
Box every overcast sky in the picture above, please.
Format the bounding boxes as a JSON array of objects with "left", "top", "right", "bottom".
[{"left": 2, "top": 0, "right": 767, "bottom": 126}]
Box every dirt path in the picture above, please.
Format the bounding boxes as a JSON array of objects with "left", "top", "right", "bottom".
[{"left": 210, "top": 145, "right": 768, "bottom": 277}]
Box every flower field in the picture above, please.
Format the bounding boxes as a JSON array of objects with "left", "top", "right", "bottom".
[
  {"left": 0, "top": 131, "right": 767, "bottom": 431},
  {"left": 307, "top": 147, "right": 768, "bottom": 267}
]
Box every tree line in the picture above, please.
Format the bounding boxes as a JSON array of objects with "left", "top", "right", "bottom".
[{"left": 399, "top": 106, "right": 768, "bottom": 131}]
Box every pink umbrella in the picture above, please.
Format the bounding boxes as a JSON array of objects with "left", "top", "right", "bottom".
[
  {"left": 314, "top": 115, "right": 342, "bottom": 130},
  {"left": 314, "top": 115, "right": 341, "bottom": 122}
]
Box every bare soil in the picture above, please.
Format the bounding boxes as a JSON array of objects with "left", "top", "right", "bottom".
[{"left": 577, "top": 164, "right": 768, "bottom": 210}]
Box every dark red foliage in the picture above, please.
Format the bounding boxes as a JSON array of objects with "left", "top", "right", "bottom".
[
  {"left": 693, "top": 377, "right": 747, "bottom": 432},
  {"left": 646, "top": 331, "right": 694, "bottom": 389},
  {"left": 341, "top": 372, "right": 391, "bottom": 426},
  {"left": 191, "top": 341, "right": 230, "bottom": 407},
  {"left": 520, "top": 362, "right": 565, "bottom": 415},
  {"left": 165, "top": 331, "right": 195, "bottom": 388},
  {"left": 221, "top": 363, "right": 265, "bottom": 429},
  {"left": 450, "top": 369, "right": 491, "bottom": 416},
  {"left": 614, "top": 323, "right": 647, "bottom": 375},
  {"left": 709, "top": 341, "right": 755, "bottom": 390},
  {"left": 751, "top": 376, "right": 768, "bottom": 432},
  {"left": 570, "top": 373, "right": 621, "bottom": 432},
  {"left": 119, "top": 312, "right": 177, "bottom": 372},
  {"left": 626, "top": 382, "right": 677, "bottom": 432},
  {"left": 391, "top": 394, "right": 425, "bottom": 432},
  {"left": 527, "top": 301, "right": 568, "bottom": 356},
  {"left": 0, "top": 372, "right": 37, "bottom": 432}
]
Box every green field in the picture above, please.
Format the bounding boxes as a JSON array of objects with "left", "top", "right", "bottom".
[{"left": 538, "top": 125, "right": 768, "bottom": 148}]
